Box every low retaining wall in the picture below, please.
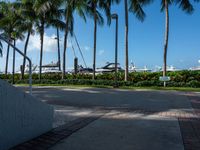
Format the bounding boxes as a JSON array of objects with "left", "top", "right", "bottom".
[{"left": 0, "top": 79, "right": 54, "bottom": 150}]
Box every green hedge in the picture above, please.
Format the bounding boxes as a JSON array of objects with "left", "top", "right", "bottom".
[{"left": 1, "top": 70, "right": 200, "bottom": 87}]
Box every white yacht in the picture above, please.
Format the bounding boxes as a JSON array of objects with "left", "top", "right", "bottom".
[
  {"left": 41, "top": 61, "right": 61, "bottom": 73},
  {"left": 129, "top": 62, "right": 151, "bottom": 72},
  {"left": 16, "top": 64, "right": 38, "bottom": 74},
  {"left": 189, "top": 60, "right": 200, "bottom": 71},
  {"left": 152, "top": 65, "right": 181, "bottom": 72},
  {"left": 166, "top": 65, "right": 180, "bottom": 72}
]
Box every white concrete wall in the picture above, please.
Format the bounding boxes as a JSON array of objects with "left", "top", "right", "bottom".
[{"left": 0, "top": 79, "right": 54, "bottom": 150}]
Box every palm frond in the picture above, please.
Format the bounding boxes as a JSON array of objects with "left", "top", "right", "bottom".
[
  {"left": 129, "top": 0, "right": 152, "bottom": 22},
  {"left": 175, "top": 0, "right": 194, "bottom": 13}
]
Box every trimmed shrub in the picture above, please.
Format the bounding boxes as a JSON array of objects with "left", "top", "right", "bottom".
[{"left": 1, "top": 70, "right": 200, "bottom": 87}]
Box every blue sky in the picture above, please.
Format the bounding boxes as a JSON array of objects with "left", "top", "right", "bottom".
[{"left": 0, "top": 0, "right": 200, "bottom": 72}]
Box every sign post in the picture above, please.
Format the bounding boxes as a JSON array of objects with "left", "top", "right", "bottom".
[{"left": 159, "top": 76, "right": 171, "bottom": 87}]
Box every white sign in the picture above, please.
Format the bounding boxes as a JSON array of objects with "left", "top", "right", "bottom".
[{"left": 159, "top": 76, "right": 171, "bottom": 82}]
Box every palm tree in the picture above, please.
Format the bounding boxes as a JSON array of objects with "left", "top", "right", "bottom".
[
  {"left": 0, "top": 1, "right": 25, "bottom": 82},
  {"left": 61, "top": 0, "right": 88, "bottom": 79},
  {"left": 11, "top": 29, "right": 25, "bottom": 84},
  {"left": 0, "top": 2, "right": 13, "bottom": 75},
  {"left": 161, "top": 0, "right": 193, "bottom": 86},
  {"left": 34, "top": 0, "right": 64, "bottom": 81},
  {"left": 123, "top": 0, "right": 152, "bottom": 81},
  {"left": 17, "top": 0, "right": 36, "bottom": 79},
  {"left": 86, "top": 0, "right": 120, "bottom": 80},
  {"left": 0, "top": 2, "right": 24, "bottom": 75}
]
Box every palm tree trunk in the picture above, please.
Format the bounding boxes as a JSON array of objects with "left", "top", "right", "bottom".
[
  {"left": 5, "top": 43, "right": 10, "bottom": 75},
  {"left": 12, "top": 39, "right": 16, "bottom": 84},
  {"left": 62, "top": 15, "right": 69, "bottom": 79},
  {"left": 39, "top": 24, "right": 44, "bottom": 81},
  {"left": 163, "top": 0, "right": 169, "bottom": 87},
  {"left": 57, "top": 28, "right": 61, "bottom": 71},
  {"left": 124, "top": 0, "right": 129, "bottom": 81},
  {"left": 21, "top": 30, "right": 31, "bottom": 79},
  {"left": 93, "top": 7, "right": 97, "bottom": 80}
]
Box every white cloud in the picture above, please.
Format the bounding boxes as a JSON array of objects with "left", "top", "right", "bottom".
[
  {"left": 84, "top": 46, "right": 91, "bottom": 51},
  {"left": 28, "top": 33, "right": 58, "bottom": 52},
  {"left": 98, "top": 50, "right": 105, "bottom": 56}
]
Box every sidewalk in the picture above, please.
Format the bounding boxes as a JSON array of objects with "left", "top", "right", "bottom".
[{"left": 12, "top": 87, "right": 200, "bottom": 150}]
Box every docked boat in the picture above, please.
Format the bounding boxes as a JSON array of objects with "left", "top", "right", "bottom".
[
  {"left": 96, "top": 62, "right": 124, "bottom": 74},
  {"left": 129, "top": 62, "right": 151, "bottom": 72},
  {"left": 189, "top": 60, "right": 200, "bottom": 71},
  {"left": 189, "top": 66, "right": 200, "bottom": 71},
  {"left": 152, "top": 65, "right": 181, "bottom": 72},
  {"left": 77, "top": 65, "right": 93, "bottom": 74},
  {"left": 41, "top": 61, "right": 61, "bottom": 73},
  {"left": 166, "top": 65, "right": 181, "bottom": 72},
  {"left": 16, "top": 64, "right": 38, "bottom": 74}
]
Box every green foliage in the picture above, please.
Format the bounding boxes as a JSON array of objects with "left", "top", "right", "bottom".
[{"left": 1, "top": 70, "right": 200, "bottom": 87}]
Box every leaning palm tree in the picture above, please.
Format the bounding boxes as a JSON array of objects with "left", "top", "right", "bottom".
[
  {"left": 61, "top": 0, "right": 88, "bottom": 79},
  {"left": 123, "top": 0, "right": 153, "bottom": 81},
  {"left": 11, "top": 29, "right": 25, "bottom": 84},
  {"left": 10, "top": 4, "right": 25, "bottom": 84},
  {"left": 16, "top": 0, "right": 36, "bottom": 79},
  {"left": 161, "top": 0, "right": 193, "bottom": 86}
]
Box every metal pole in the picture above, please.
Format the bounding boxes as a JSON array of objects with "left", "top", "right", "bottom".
[
  {"left": 115, "top": 15, "right": 118, "bottom": 87},
  {"left": 29, "top": 60, "right": 32, "bottom": 95},
  {"left": 12, "top": 40, "right": 16, "bottom": 84},
  {"left": 112, "top": 14, "right": 119, "bottom": 88},
  {"left": 57, "top": 28, "right": 61, "bottom": 71},
  {"left": 0, "top": 35, "right": 32, "bottom": 95}
]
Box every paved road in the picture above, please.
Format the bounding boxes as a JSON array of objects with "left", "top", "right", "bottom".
[{"left": 17, "top": 86, "right": 200, "bottom": 150}]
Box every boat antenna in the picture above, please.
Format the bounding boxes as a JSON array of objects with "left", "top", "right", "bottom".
[{"left": 73, "top": 32, "right": 87, "bottom": 68}]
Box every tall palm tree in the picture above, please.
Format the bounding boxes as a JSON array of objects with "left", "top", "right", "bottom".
[
  {"left": 86, "top": 0, "right": 120, "bottom": 80},
  {"left": 61, "top": 0, "right": 88, "bottom": 79},
  {"left": 0, "top": 2, "right": 24, "bottom": 75},
  {"left": 17, "top": 0, "right": 36, "bottom": 79},
  {"left": 0, "top": 2, "right": 14, "bottom": 75},
  {"left": 34, "top": 0, "right": 64, "bottom": 81},
  {"left": 0, "top": 1, "right": 25, "bottom": 82},
  {"left": 161, "top": 0, "right": 193, "bottom": 86},
  {"left": 11, "top": 29, "right": 25, "bottom": 84},
  {"left": 124, "top": 0, "right": 152, "bottom": 81}
]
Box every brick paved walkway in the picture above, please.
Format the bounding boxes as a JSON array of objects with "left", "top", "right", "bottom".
[
  {"left": 11, "top": 88, "right": 200, "bottom": 150},
  {"left": 179, "top": 93, "right": 200, "bottom": 150}
]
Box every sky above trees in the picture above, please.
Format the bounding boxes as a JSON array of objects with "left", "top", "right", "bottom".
[{"left": 0, "top": 0, "right": 200, "bottom": 72}]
